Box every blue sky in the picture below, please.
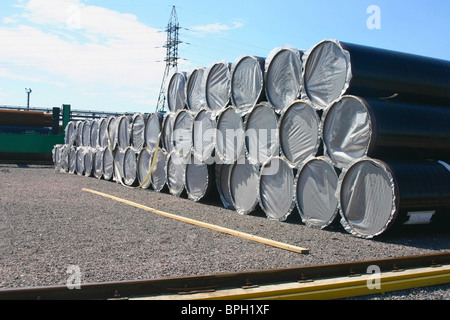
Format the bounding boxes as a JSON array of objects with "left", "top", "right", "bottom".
[{"left": 1, "top": 0, "right": 449, "bottom": 114}]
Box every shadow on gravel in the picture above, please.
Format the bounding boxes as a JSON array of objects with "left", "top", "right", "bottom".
[{"left": 371, "top": 228, "right": 450, "bottom": 251}]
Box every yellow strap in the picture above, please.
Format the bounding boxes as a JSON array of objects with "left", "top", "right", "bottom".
[{"left": 134, "top": 133, "right": 162, "bottom": 189}]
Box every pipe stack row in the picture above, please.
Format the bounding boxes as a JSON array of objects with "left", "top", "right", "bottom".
[{"left": 54, "top": 39, "right": 450, "bottom": 239}]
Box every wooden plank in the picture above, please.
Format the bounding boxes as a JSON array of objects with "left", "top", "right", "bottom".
[{"left": 82, "top": 188, "right": 309, "bottom": 254}]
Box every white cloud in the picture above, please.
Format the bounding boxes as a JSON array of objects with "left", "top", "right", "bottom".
[
  {"left": 0, "top": 87, "right": 9, "bottom": 98},
  {"left": 0, "top": 0, "right": 167, "bottom": 110},
  {"left": 190, "top": 21, "right": 244, "bottom": 34}
]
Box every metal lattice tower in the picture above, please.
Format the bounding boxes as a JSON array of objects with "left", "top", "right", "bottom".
[{"left": 156, "top": 6, "right": 182, "bottom": 113}]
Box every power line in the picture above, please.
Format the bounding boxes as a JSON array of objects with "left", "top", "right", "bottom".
[{"left": 155, "top": 6, "right": 182, "bottom": 113}]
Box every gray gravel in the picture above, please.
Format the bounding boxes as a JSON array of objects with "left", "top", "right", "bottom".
[{"left": 1, "top": 164, "right": 449, "bottom": 300}]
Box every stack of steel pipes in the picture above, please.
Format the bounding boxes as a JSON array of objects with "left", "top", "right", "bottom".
[
  {"left": 54, "top": 39, "right": 450, "bottom": 239},
  {"left": 303, "top": 39, "right": 450, "bottom": 238}
]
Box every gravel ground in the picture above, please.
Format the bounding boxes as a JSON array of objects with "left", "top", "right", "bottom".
[{"left": 1, "top": 164, "right": 449, "bottom": 300}]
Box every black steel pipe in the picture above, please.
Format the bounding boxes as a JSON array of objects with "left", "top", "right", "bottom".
[
  {"left": 339, "top": 158, "right": 450, "bottom": 238},
  {"left": 304, "top": 40, "right": 450, "bottom": 109},
  {"left": 323, "top": 95, "right": 450, "bottom": 168}
]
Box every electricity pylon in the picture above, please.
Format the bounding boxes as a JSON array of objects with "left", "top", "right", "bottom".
[{"left": 156, "top": 6, "right": 182, "bottom": 113}]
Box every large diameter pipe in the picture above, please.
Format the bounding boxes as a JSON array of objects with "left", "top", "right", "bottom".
[
  {"left": 278, "top": 100, "right": 321, "bottom": 167},
  {"left": 113, "top": 148, "right": 125, "bottom": 183},
  {"left": 215, "top": 106, "right": 245, "bottom": 165},
  {"left": 244, "top": 102, "right": 279, "bottom": 166},
  {"left": 192, "top": 108, "right": 217, "bottom": 163},
  {"left": 259, "top": 157, "right": 295, "bottom": 222},
  {"left": 186, "top": 67, "right": 208, "bottom": 112},
  {"left": 205, "top": 61, "right": 231, "bottom": 115},
  {"left": 131, "top": 114, "right": 146, "bottom": 151},
  {"left": 215, "top": 164, "right": 235, "bottom": 210},
  {"left": 102, "top": 147, "right": 114, "bottom": 181},
  {"left": 75, "top": 147, "right": 85, "bottom": 176},
  {"left": 161, "top": 113, "right": 175, "bottom": 153},
  {"left": 231, "top": 55, "right": 266, "bottom": 115},
  {"left": 65, "top": 121, "right": 77, "bottom": 146},
  {"left": 53, "top": 144, "right": 68, "bottom": 173},
  {"left": 304, "top": 39, "right": 450, "bottom": 110},
  {"left": 137, "top": 148, "right": 153, "bottom": 189},
  {"left": 0, "top": 110, "right": 53, "bottom": 127},
  {"left": 185, "top": 154, "right": 215, "bottom": 202},
  {"left": 90, "top": 119, "right": 100, "bottom": 148},
  {"left": 68, "top": 146, "right": 76, "bottom": 174},
  {"left": 93, "top": 148, "right": 104, "bottom": 180},
  {"left": 338, "top": 157, "right": 450, "bottom": 239},
  {"left": 81, "top": 120, "right": 92, "bottom": 147},
  {"left": 98, "top": 118, "right": 109, "bottom": 148},
  {"left": 83, "top": 148, "right": 94, "bottom": 178},
  {"left": 323, "top": 95, "right": 450, "bottom": 169},
  {"left": 107, "top": 117, "right": 119, "bottom": 150},
  {"left": 151, "top": 149, "right": 168, "bottom": 192},
  {"left": 295, "top": 156, "right": 339, "bottom": 230},
  {"left": 167, "top": 72, "right": 188, "bottom": 113},
  {"left": 117, "top": 116, "right": 131, "bottom": 150},
  {"left": 229, "top": 156, "right": 260, "bottom": 215},
  {"left": 265, "top": 47, "right": 304, "bottom": 113},
  {"left": 145, "top": 113, "right": 164, "bottom": 152},
  {"left": 172, "top": 109, "right": 194, "bottom": 158},
  {"left": 166, "top": 151, "right": 188, "bottom": 197},
  {"left": 123, "top": 147, "right": 138, "bottom": 187}
]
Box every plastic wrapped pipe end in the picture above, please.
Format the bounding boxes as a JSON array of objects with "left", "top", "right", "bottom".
[
  {"left": 93, "top": 147, "right": 105, "bottom": 180},
  {"left": 186, "top": 67, "right": 208, "bottom": 112},
  {"left": 338, "top": 157, "right": 398, "bottom": 239},
  {"left": 166, "top": 151, "right": 188, "bottom": 198},
  {"left": 192, "top": 108, "right": 217, "bottom": 163},
  {"left": 215, "top": 164, "right": 235, "bottom": 210},
  {"left": 172, "top": 109, "right": 194, "bottom": 158},
  {"left": 131, "top": 114, "right": 146, "bottom": 151},
  {"left": 185, "top": 154, "right": 213, "bottom": 202},
  {"left": 258, "top": 157, "right": 296, "bottom": 222},
  {"left": 322, "top": 95, "right": 372, "bottom": 169},
  {"left": 123, "top": 147, "right": 138, "bottom": 187},
  {"left": 137, "top": 148, "right": 153, "bottom": 189},
  {"left": 244, "top": 102, "right": 280, "bottom": 166},
  {"left": 231, "top": 55, "right": 266, "bottom": 115},
  {"left": 151, "top": 149, "right": 168, "bottom": 192},
  {"left": 145, "top": 113, "right": 164, "bottom": 152},
  {"left": 167, "top": 72, "right": 188, "bottom": 113},
  {"left": 229, "top": 157, "right": 260, "bottom": 215},
  {"left": 303, "top": 39, "right": 352, "bottom": 110},
  {"left": 279, "top": 100, "right": 321, "bottom": 167},
  {"left": 205, "top": 61, "right": 231, "bottom": 114},
  {"left": 215, "top": 106, "right": 245, "bottom": 165},
  {"left": 296, "top": 156, "right": 339, "bottom": 230},
  {"left": 265, "top": 47, "right": 304, "bottom": 113}
]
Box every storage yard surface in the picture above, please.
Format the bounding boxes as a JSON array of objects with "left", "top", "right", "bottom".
[{"left": 1, "top": 164, "right": 449, "bottom": 299}]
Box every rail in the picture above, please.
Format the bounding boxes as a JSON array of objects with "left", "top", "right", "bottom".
[{"left": 0, "top": 252, "right": 449, "bottom": 300}]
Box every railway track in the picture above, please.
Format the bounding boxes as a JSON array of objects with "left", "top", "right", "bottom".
[{"left": 1, "top": 252, "right": 449, "bottom": 300}]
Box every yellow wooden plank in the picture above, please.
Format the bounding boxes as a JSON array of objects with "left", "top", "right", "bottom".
[{"left": 82, "top": 188, "right": 309, "bottom": 254}]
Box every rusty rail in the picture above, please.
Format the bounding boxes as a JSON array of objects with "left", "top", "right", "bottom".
[{"left": 0, "top": 252, "right": 449, "bottom": 300}]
